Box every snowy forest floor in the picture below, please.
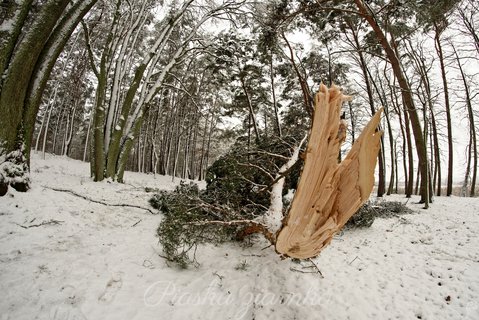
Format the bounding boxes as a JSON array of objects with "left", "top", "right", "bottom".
[{"left": 0, "top": 154, "right": 478, "bottom": 320}]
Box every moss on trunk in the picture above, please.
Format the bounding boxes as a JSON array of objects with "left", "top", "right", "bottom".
[{"left": 0, "top": 0, "right": 98, "bottom": 192}]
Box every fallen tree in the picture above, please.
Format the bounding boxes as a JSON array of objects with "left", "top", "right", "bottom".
[{"left": 152, "top": 84, "right": 383, "bottom": 265}]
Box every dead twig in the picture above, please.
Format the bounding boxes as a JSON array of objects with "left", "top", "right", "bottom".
[
  {"left": 213, "top": 271, "right": 224, "bottom": 281},
  {"left": 261, "top": 244, "right": 274, "bottom": 251},
  {"left": 131, "top": 219, "right": 142, "bottom": 227},
  {"left": 308, "top": 258, "right": 324, "bottom": 278},
  {"left": 289, "top": 267, "right": 317, "bottom": 274},
  {"left": 349, "top": 256, "right": 359, "bottom": 265},
  {"left": 16, "top": 219, "right": 64, "bottom": 229},
  {"left": 43, "top": 186, "right": 157, "bottom": 214}
]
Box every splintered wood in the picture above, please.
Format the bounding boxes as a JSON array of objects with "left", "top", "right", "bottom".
[{"left": 275, "top": 84, "right": 383, "bottom": 259}]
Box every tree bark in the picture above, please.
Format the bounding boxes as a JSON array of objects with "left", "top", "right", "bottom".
[
  {"left": 270, "top": 54, "right": 282, "bottom": 137},
  {"left": 354, "top": 0, "right": 429, "bottom": 206},
  {"left": 345, "top": 20, "right": 385, "bottom": 197},
  {"left": 240, "top": 77, "right": 260, "bottom": 142},
  {"left": 453, "top": 46, "right": 477, "bottom": 197},
  {"left": 0, "top": 0, "right": 98, "bottom": 193},
  {"left": 1, "top": 0, "right": 71, "bottom": 155},
  {"left": 434, "top": 26, "right": 453, "bottom": 196}
]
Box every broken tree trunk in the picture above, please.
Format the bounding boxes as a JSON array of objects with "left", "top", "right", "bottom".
[{"left": 275, "top": 84, "right": 383, "bottom": 259}]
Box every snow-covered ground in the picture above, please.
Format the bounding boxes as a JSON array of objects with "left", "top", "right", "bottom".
[{"left": 0, "top": 154, "right": 478, "bottom": 320}]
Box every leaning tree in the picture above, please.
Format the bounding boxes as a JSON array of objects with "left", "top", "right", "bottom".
[{"left": 0, "top": 0, "right": 98, "bottom": 195}]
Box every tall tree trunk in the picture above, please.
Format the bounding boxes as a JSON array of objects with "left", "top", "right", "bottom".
[
  {"left": 35, "top": 102, "right": 50, "bottom": 153},
  {"left": 52, "top": 106, "right": 65, "bottom": 156},
  {"left": 354, "top": 0, "right": 429, "bottom": 206},
  {"left": 0, "top": 0, "right": 34, "bottom": 81},
  {"left": 462, "top": 131, "right": 472, "bottom": 196},
  {"left": 103, "top": 1, "right": 200, "bottom": 181},
  {"left": 0, "top": 0, "right": 98, "bottom": 193},
  {"left": 374, "top": 66, "right": 395, "bottom": 195},
  {"left": 204, "top": 112, "right": 217, "bottom": 178},
  {"left": 83, "top": 115, "right": 92, "bottom": 162},
  {"left": 1, "top": 1, "right": 69, "bottom": 146},
  {"left": 270, "top": 55, "right": 282, "bottom": 137},
  {"left": 88, "top": 0, "right": 121, "bottom": 181},
  {"left": 390, "top": 77, "right": 413, "bottom": 197},
  {"left": 406, "top": 40, "right": 439, "bottom": 199},
  {"left": 42, "top": 97, "right": 55, "bottom": 159},
  {"left": 430, "top": 109, "right": 441, "bottom": 196},
  {"left": 345, "top": 20, "right": 385, "bottom": 196},
  {"left": 198, "top": 113, "right": 209, "bottom": 181},
  {"left": 404, "top": 109, "right": 415, "bottom": 198},
  {"left": 240, "top": 77, "right": 260, "bottom": 142},
  {"left": 453, "top": 46, "right": 477, "bottom": 197},
  {"left": 434, "top": 26, "right": 453, "bottom": 196},
  {"left": 190, "top": 112, "right": 199, "bottom": 179},
  {"left": 64, "top": 102, "right": 78, "bottom": 156}
]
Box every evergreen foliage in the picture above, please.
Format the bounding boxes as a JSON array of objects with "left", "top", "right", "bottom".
[
  {"left": 150, "top": 135, "right": 304, "bottom": 267},
  {"left": 151, "top": 182, "right": 239, "bottom": 268},
  {"left": 346, "top": 200, "right": 415, "bottom": 229}
]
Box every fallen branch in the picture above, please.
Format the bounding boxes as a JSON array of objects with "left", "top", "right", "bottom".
[
  {"left": 289, "top": 260, "right": 324, "bottom": 277},
  {"left": 43, "top": 186, "right": 157, "bottom": 214},
  {"left": 289, "top": 267, "right": 317, "bottom": 274},
  {"left": 131, "top": 219, "right": 142, "bottom": 227},
  {"left": 348, "top": 256, "right": 359, "bottom": 265},
  {"left": 308, "top": 258, "right": 324, "bottom": 278},
  {"left": 16, "top": 219, "right": 64, "bottom": 229}
]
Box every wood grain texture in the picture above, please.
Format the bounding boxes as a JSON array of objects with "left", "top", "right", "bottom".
[{"left": 275, "top": 84, "right": 383, "bottom": 259}]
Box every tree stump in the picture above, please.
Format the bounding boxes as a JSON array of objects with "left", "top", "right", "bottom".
[{"left": 275, "top": 84, "right": 383, "bottom": 259}]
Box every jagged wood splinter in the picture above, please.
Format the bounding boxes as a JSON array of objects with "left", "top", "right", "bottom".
[{"left": 275, "top": 84, "right": 383, "bottom": 259}]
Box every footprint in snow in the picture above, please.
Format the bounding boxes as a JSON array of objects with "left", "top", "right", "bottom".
[
  {"left": 98, "top": 274, "right": 123, "bottom": 303},
  {"left": 50, "top": 305, "right": 87, "bottom": 320}
]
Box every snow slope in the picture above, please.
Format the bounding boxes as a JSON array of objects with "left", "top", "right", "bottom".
[{"left": 0, "top": 154, "right": 478, "bottom": 320}]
